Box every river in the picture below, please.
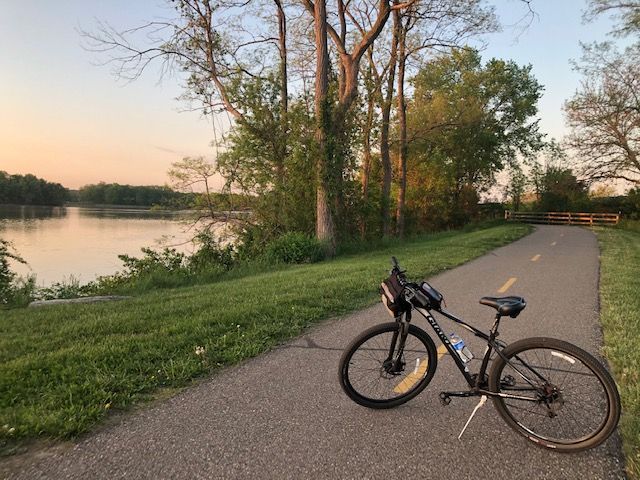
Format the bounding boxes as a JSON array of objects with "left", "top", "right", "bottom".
[{"left": 0, "top": 205, "right": 202, "bottom": 286}]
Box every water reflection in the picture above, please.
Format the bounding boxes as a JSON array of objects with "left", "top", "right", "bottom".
[
  {"left": 0, "top": 205, "right": 67, "bottom": 221},
  {"left": 0, "top": 205, "right": 195, "bottom": 285},
  {"left": 77, "top": 206, "right": 189, "bottom": 220}
]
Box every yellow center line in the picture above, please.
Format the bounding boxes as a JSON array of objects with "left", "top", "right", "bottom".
[
  {"left": 393, "top": 345, "right": 449, "bottom": 394},
  {"left": 498, "top": 277, "right": 517, "bottom": 293},
  {"left": 531, "top": 254, "right": 541, "bottom": 262},
  {"left": 551, "top": 241, "right": 557, "bottom": 246},
  {"left": 393, "top": 359, "right": 429, "bottom": 394}
]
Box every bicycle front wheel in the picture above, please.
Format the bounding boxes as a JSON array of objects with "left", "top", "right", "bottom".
[
  {"left": 338, "top": 322, "right": 437, "bottom": 409},
  {"left": 489, "top": 337, "right": 620, "bottom": 452}
]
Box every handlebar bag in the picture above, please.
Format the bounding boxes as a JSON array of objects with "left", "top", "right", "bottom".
[{"left": 380, "top": 273, "right": 403, "bottom": 317}]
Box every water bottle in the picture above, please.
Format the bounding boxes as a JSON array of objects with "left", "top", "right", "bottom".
[{"left": 450, "top": 333, "right": 474, "bottom": 363}]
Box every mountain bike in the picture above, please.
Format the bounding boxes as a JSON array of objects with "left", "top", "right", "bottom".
[{"left": 338, "top": 257, "right": 621, "bottom": 452}]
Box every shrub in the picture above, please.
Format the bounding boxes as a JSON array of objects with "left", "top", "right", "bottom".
[
  {"left": 264, "top": 232, "right": 325, "bottom": 264},
  {"left": 0, "top": 239, "right": 35, "bottom": 307},
  {"left": 188, "top": 232, "right": 236, "bottom": 272},
  {"left": 80, "top": 247, "right": 191, "bottom": 294},
  {"left": 36, "top": 276, "right": 94, "bottom": 300},
  {"left": 117, "top": 247, "right": 187, "bottom": 277}
]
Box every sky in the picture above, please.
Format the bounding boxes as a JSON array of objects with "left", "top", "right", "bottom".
[{"left": 0, "top": 0, "right": 625, "bottom": 190}]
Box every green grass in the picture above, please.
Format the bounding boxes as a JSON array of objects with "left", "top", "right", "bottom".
[
  {"left": 0, "top": 224, "right": 530, "bottom": 452},
  {"left": 597, "top": 227, "right": 640, "bottom": 479}
]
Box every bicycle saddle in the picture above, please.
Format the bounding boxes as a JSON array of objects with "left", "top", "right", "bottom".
[{"left": 479, "top": 296, "right": 526, "bottom": 318}]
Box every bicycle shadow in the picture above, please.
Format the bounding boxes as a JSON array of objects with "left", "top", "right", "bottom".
[{"left": 274, "top": 336, "right": 344, "bottom": 352}]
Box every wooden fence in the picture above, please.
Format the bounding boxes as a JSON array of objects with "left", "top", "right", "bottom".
[{"left": 504, "top": 211, "right": 620, "bottom": 226}]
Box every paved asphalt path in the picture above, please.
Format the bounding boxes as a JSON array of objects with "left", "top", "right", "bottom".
[{"left": 6, "top": 225, "right": 626, "bottom": 480}]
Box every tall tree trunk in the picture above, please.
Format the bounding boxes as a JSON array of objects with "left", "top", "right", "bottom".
[
  {"left": 274, "top": 0, "right": 288, "bottom": 227},
  {"left": 362, "top": 77, "right": 374, "bottom": 199},
  {"left": 274, "top": 0, "right": 288, "bottom": 121},
  {"left": 395, "top": 12, "right": 408, "bottom": 238},
  {"left": 313, "top": 0, "right": 336, "bottom": 252},
  {"left": 360, "top": 53, "right": 376, "bottom": 238},
  {"left": 380, "top": 11, "right": 399, "bottom": 238}
]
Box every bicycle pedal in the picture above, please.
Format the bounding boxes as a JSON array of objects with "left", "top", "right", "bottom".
[{"left": 439, "top": 392, "right": 451, "bottom": 406}]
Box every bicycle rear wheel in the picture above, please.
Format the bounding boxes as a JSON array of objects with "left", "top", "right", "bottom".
[
  {"left": 338, "top": 322, "right": 437, "bottom": 409},
  {"left": 489, "top": 337, "right": 620, "bottom": 452}
]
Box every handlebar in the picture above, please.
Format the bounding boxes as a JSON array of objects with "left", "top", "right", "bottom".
[{"left": 391, "top": 256, "right": 399, "bottom": 269}]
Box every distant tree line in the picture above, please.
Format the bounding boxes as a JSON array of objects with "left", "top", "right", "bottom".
[
  {"left": 503, "top": 145, "right": 640, "bottom": 218},
  {"left": 77, "top": 182, "right": 252, "bottom": 210},
  {"left": 77, "top": 183, "right": 190, "bottom": 207},
  {"left": 0, "top": 171, "right": 68, "bottom": 206}
]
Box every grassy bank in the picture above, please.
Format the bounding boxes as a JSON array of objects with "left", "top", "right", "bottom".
[
  {"left": 0, "top": 224, "right": 530, "bottom": 453},
  {"left": 597, "top": 227, "right": 640, "bottom": 479}
]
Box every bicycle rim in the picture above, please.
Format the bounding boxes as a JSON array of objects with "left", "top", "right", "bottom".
[
  {"left": 341, "top": 323, "right": 436, "bottom": 406},
  {"left": 492, "top": 341, "right": 614, "bottom": 446}
]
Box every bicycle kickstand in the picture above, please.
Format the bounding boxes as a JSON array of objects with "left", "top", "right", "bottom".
[{"left": 457, "top": 395, "right": 487, "bottom": 440}]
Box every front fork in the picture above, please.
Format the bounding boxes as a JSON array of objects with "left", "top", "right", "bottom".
[{"left": 385, "top": 311, "right": 411, "bottom": 373}]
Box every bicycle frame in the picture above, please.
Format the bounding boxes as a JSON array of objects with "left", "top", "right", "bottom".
[
  {"left": 401, "top": 305, "right": 546, "bottom": 403},
  {"left": 412, "top": 306, "right": 492, "bottom": 387}
]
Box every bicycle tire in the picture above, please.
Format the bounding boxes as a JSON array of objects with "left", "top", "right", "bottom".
[
  {"left": 339, "top": 322, "right": 438, "bottom": 409},
  {"left": 488, "top": 337, "right": 620, "bottom": 452}
]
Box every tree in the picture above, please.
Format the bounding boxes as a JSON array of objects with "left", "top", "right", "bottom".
[
  {"left": 407, "top": 48, "right": 543, "bottom": 227},
  {"left": 84, "top": 0, "right": 540, "bottom": 246},
  {"left": 216, "top": 81, "right": 317, "bottom": 239},
  {"left": 354, "top": 0, "right": 498, "bottom": 237},
  {"left": 564, "top": 43, "right": 640, "bottom": 185},
  {"left": 585, "top": 0, "right": 640, "bottom": 36},
  {"left": 0, "top": 171, "right": 68, "bottom": 206},
  {"left": 168, "top": 157, "right": 219, "bottom": 219},
  {"left": 536, "top": 167, "right": 590, "bottom": 212},
  {"left": 505, "top": 165, "right": 528, "bottom": 211},
  {"left": 84, "top": 0, "right": 291, "bottom": 232},
  {"left": 300, "top": 0, "right": 410, "bottom": 250},
  {"left": 392, "top": 1, "right": 498, "bottom": 236}
]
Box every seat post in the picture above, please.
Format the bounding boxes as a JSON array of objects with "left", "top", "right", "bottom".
[{"left": 490, "top": 313, "right": 502, "bottom": 338}]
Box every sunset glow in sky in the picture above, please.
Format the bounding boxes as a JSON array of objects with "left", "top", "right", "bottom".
[{"left": 0, "top": 0, "right": 622, "bottom": 190}]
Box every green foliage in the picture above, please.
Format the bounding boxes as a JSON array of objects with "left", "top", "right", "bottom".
[
  {"left": 81, "top": 236, "right": 240, "bottom": 295},
  {"left": 505, "top": 165, "right": 528, "bottom": 211},
  {"left": 217, "top": 75, "right": 316, "bottom": 239},
  {"left": 36, "top": 276, "right": 94, "bottom": 301},
  {"left": 0, "top": 240, "right": 34, "bottom": 308},
  {"left": 0, "top": 224, "right": 531, "bottom": 447},
  {"left": 530, "top": 166, "right": 590, "bottom": 212},
  {"left": 407, "top": 48, "right": 544, "bottom": 230},
  {"left": 597, "top": 227, "right": 640, "bottom": 479},
  {"left": 626, "top": 187, "right": 640, "bottom": 218},
  {"left": 118, "top": 248, "right": 187, "bottom": 277},
  {"left": 78, "top": 182, "right": 191, "bottom": 207},
  {"left": 189, "top": 232, "right": 235, "bottom": 272},
  {"left": 264, "top": 232, "right": 325, "bottom": 264},
  {"left": 0, "top": 171, "right": 68, "bottom": 206},
  {"left": 585, "top": 189, "right": 640, "bottom": 218}
]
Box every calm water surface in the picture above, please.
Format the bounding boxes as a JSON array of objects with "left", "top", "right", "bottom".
[{"left": 0, "top": 205, "right": 196, "bottom": 285}]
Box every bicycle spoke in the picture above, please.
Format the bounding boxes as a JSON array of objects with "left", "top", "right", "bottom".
[
  {"left": 345, "top": 326, "right": 432, "bottom": 402},
  {"left": 497, "top": 346, "right": 610, "bottom": 444}
]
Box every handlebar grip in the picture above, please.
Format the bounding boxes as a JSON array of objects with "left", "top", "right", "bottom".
[{"left": 391, "top": 256, "right": 399, "bottom": 268}]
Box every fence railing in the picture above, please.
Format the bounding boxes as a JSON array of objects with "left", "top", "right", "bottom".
[{"left": 504, "top": 211, "right": 620, "bottom": 226}]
